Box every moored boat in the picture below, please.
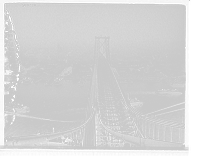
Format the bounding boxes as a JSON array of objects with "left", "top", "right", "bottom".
[
  {"left": 4, "top": 103, "right": 30, "bottom": 113},
  {"left": 156, "top": 88, "right": 182, "bottom": 95},
  {"left": 130, "top": 97, "right": 144, "bottom": 108},
  {"left": 14, "top": 104, "right": 30, "bottom": 113},
  {"left": 128, "top": 93, "right": 144, "bottom": 108}
]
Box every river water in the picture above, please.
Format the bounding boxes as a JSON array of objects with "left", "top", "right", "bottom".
[
  {"left": 120, "top": 81, "right": 185, "bottom": 123},
  {"left": 4, "top": 77, "right": 185, "bottom": 136},
  {"left": 5, "top": 80, "right": 91, "bottom": 138}
]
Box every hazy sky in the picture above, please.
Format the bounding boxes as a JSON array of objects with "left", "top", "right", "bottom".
[{"left": 5, "top": 3, "right": 186, "bottom": 59}]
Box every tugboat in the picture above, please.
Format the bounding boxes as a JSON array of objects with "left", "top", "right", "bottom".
[
  {"left": 54, "top": 76, "right": 64, "bottom": 85},
  {"left": 78, "top": 76, "right": 86, "bottom": 86},
  {"left": 15, "top": 105, "right": 30, "bottom": 114},
  {"left": 5, "top": 103, "right": 30, "bottom": 113},
  {"left": 156, "top": 88, "right": 182, "bottom": 95},
  {"left": 128, "top": 93, "right": 144, "bottom": 108}
]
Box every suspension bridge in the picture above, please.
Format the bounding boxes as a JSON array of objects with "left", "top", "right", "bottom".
[{"left": 4, "top": 36, "right": 185, "bottom": 149}]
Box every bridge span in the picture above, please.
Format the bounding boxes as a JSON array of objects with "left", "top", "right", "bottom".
[{"left": 5, "top": 37, "right": 185, "bottom": 149}]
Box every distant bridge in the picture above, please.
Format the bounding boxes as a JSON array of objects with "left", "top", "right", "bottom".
[{"left": 5, "top": 37, "right": 185, "bottom": 149}]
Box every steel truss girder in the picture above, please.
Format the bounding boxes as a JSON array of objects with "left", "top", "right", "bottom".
[
  {"left": 97, "top": 55, "right": 135, "bottom": 143},
  {"left": 95, "top": 113, "right": 126, "bottom": 148}
]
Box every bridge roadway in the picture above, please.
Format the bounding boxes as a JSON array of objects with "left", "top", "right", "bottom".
[
  {"left": 83, "top": 54, "right": 139, "bottom": 147},
  {"left": 95, "top": 55, "right": 141, "bottom": 146},
  {"left": 88, "top": 56, "right": 183, "bottom": 147},
  {"left": 83, "top": 64, "right": 97, "bottom": 147},
  {"left": 4, "top": 54, "right": 185, "bottom": 148}
]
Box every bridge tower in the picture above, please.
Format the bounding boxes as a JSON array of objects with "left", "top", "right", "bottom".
[
  {"left": 4, "top": 32, "right": 185, "bottom": 148},
  {"left": 95, "top": 37, "right": 110, "bottom": 63}
]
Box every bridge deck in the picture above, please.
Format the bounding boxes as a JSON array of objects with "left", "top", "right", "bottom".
[
  {"left": 96, "top": 56, "right": 137, "bottom": 147},
  {"left": 4, "top": 42, "right": 185, "bottom": 148},
  {"left": 83, "top": 65, "right": 97, "bottom": 147}
]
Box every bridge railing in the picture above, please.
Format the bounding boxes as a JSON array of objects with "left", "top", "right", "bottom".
[
  {"left": 4, "top": 65, "right": 96, "bottom": 147},
  {"left": 129, "top": 104, "right": 185, "bottom": 145},
  {"left": 97, "top": 102, "right": 184, "bottom": 148},
  {"left": 4, "top": 105, "right": 94, "bottom": 147},
  {"left": 111, "top": 65, "right": 185, "bottom": 143},
  {"left": 97, "top": 55, "right": 183, "bottom": 147}
]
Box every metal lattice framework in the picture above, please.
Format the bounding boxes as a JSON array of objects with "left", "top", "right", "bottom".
[
  {"left": 96, "top": 56, "right": 138, "bottom": 146},
  {"left": 4, "top": 19, "right": 185, "bottom": 148}
]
